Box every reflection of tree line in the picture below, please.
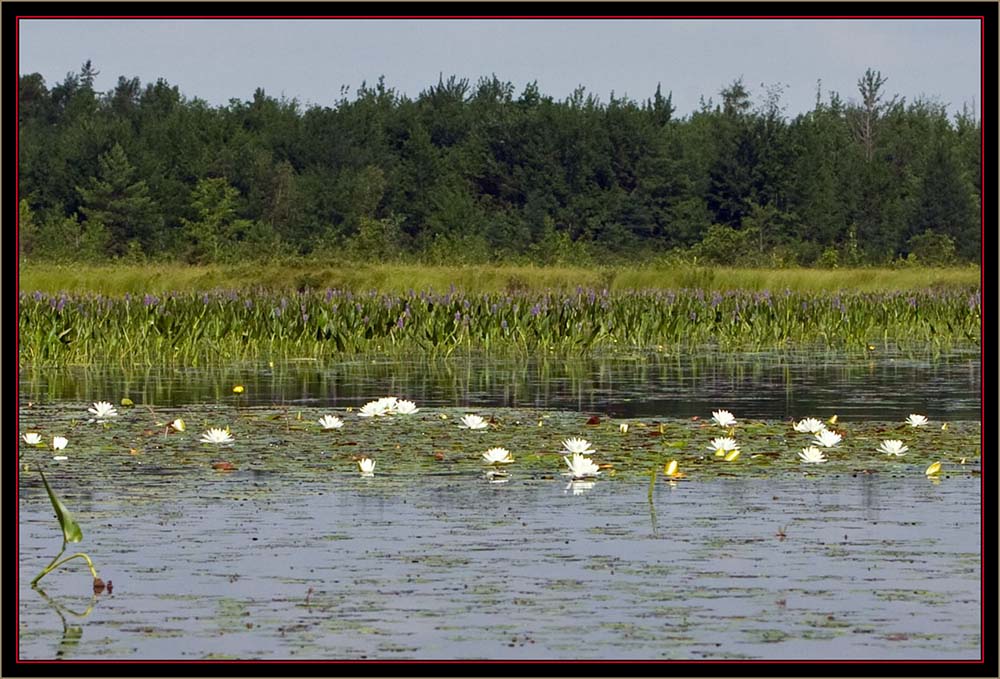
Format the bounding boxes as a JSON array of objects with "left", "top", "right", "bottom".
[{"left": 19, "top": 353, "right": 979, "bottom": 418}]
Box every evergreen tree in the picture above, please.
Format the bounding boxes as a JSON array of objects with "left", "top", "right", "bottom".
[{"left": 76, "top": 143, "right": 162, "bottom": 257}]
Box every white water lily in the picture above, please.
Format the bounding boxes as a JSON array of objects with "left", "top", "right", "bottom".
[
  {"left": 52, "top": 436, "right": 68, "bottom": 451},
  {"left": 561, "top": 437, "right": 594, "bottom": 454},
  {"left": 813, "top": 429, "right": 842, "bottom": 448},
  {"left": 21, "top": 433, "right": 43, "bottom": 446},
  {"left": 906, "top": 414, "right": 929, "bottom": 427},
  {"left": 459, "top": 414, "right": 489, "bottom": 430},
  {"left": 877, "top": 439, "right": 909, "bottom": 457},
  {"left": 798, "top": 446, "right": 827, "bottom": 464},
  {"left": 199, "top": 428, "right": 234, "bottom": 444},
  {"left": 358, "top": 400, "right": 390, "bottom": 418},
  {"left": 318, "top": 415, "right": 344, "bottom": 430},
  {"left": 619, "top": 423, "right": 629, "bottom": 433},
  {"left": 170, "top": 418, "right": 186, "bottom": 432},
  {"left": 711, "top": 409, "right": 737, "bottom": 428},
  {"left": 88, "top": 401, "right": 118, "bottom": 419},
  {"left": 357, "top": 457, "right": 376, "bottom": 475},
  {"left": 482, "top": 447, "right": 514, "bottom": 464},
  {"left": 394, "top": 400, "right": 419, "bottom": 414},
  {"left": 793, "top": 417, "right": 826, "bottom": 434},
  {"left": 565, "top": 480, "right": 596, "bottom": 495},
  {"left": 53, "top": 455, "right": 69, "bottom": 461},
  {"left": 563, "top": 452, "right": 601, "bottom": 479},
  {"left": 376, "top": 396, "right": 399, "bottom": 413},
  {"left": 707, "top": 436, "right": 739, "bottom": 456}
]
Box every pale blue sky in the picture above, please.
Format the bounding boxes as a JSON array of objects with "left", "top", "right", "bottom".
[{"left": 18, "top": 18, "right": 982, "bottom": 118}]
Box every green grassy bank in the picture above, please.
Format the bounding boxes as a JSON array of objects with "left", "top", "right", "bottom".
[{"left": 19, "top": 262, "right": 981, "bottom": 295}]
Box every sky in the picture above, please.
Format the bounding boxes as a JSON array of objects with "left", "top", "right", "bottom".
[{"left": 17, "top": 18, "right": 982, "bottom": 118}]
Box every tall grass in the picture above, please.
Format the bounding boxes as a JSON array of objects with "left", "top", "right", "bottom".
[
  {"left": 19, "top": 263, "right": 981, "bottom": 296},
  {"left": 18, "top": 286, "right": 981, "bottom": 366}
]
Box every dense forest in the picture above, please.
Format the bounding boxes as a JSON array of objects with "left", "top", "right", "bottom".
[{"left": 17, "top": 62, "right": 981, "bottom": 267}]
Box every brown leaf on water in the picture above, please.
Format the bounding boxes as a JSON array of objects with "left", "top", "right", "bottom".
[
  {"left": 212, "top": 461, "right": 236, "bottom": 472},
  {"left": 106, "top": 580, "right": 114, "bottom": 594},
  {"left": 585, "top": 416, "right": 601, "bottom": 425},
  {"left": 434, "top": 452, "right": 446, "bottom": 461},
  {"left": 647, "top": 431, "right": 662, "bottom": 437},
  {"left": 129, "top": 448, "right": 140, "bottom": 456},
  {"left": 93, "top": 578, "right": 106, "bottom": 594}
]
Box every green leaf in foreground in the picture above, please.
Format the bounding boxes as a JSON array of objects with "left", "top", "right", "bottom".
[{"left": 39, "top": 471, "right": 83, "bottom": 543}]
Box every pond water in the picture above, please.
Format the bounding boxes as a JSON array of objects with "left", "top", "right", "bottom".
[
  {"left": 17, "top": 475, "right": 982, "bottom": 661},
  {"left": 19, "top": 348, "right": 982, "bottom": 421},
  {"left": 17, "top": 350, "right": 983, "bottom": 661}
]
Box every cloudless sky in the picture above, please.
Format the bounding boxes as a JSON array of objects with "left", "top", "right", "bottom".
[{"left": 18, "top": 18, "right": 982, "bottom": 118}]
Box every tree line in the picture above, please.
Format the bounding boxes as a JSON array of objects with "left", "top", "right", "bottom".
[{"left": 18, "top": 61, "right": 981, "bottom": 267}]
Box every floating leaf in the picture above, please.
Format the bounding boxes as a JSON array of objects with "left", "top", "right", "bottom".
[
  {"left": 39, "top": 471, "right": 83, "bottom": 544},
  {"left": 232, "top": 385, "right": 244, "bottom": 394},
  {"left": 925, "top": 461, "right": 942, "bottom": 476},
  {"left": 664, "top": 460, "right": 678, "bottom": 477},
  {"left": 724, "top": 450, "right": 741, "bottom": 462},
  {"left": 585, "top": 416, "right": 600, "bottom": 425},
  {"left": 120, "top": 397, "right": 134, "bottom": 407}
]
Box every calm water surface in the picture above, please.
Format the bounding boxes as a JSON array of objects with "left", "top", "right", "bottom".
[
  {"left": 18, "top": 474, "right": 981, "bottom": 660},
  {"left": 17, "top": 350, "right": 982, "bottom": 660},
  {"left": 19, "top": 349, "right": 982, "bottom": 421}
]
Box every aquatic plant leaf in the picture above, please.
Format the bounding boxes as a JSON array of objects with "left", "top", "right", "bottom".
[{"left": 39, "top": 471, "right": 83, "bottom": 543}]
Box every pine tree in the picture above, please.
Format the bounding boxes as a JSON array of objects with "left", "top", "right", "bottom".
[{"left": 76, "top": 143, "right": 162, "bottom": 257}]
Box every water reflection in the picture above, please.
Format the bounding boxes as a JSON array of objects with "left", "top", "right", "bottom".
[
  {"left": 19, "top": 476, "right": 981, "bottom": 660},
  {"left": 19, "top": 349, "right": 981, "bottom": 421}
]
